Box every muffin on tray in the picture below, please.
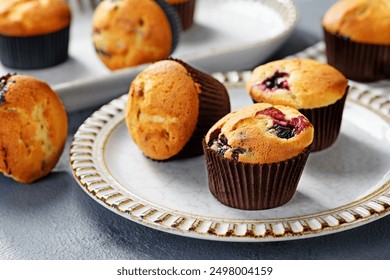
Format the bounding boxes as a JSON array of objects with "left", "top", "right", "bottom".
[
  {"left": 0, "top": 0, "right": 71, "bottom": 69},
  {"left": 247, "top": 58, "right": 349, "bottom": 152},
  {"left": 322, "top": 0, "right": 390, "bottom": 81},
  {"left": 203, "top": 103, "right": 314, "bottom": 210},
  {"left": 126, "top": 58, "right": 230, "bottom": 161},
  {"left": 0, "top": 74, "right": 68, "bottom": 183},
  {"left": 93, "top": 0, "right": 181, "bottom": 70}
]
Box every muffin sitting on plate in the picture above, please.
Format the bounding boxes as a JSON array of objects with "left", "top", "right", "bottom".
[
  {"left": 203, "top": 103, "right": 314, "bottom": 210},
  {"left": 126, "top": 59, "right": 230, "bottom": 161},
  {"left": 322, "top": 0, "right": 390, "bottom": 81},
  {"left": 247, "top": 58, "right": 348, "bottom": 152}
]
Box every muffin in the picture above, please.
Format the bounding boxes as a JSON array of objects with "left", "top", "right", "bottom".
[
  {"left": 0, "top": 0, "right": 71, "bottom": 69},
  {"left": 0, "top": 74, "right": 68, "bottom": 183},
  {"left": 203, "top": 103, "right": 314, "bottom": 210},
  {"left": 322, "top": 0, "right": 390, "bottom": 81},
  {"left": 93, "top": 0, "right": 181, "bottom": 70},
  {"left": 165, "top": 0, "right": 197, "bottom": 31},
  {"left": 247, "top": 59, "right": 349, "bottom": 152},
  {"left": 126, "top": 58, "right": 230, "bottom": 161}
]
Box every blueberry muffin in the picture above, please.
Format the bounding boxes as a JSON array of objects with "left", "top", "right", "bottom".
[
  {"left": 165, "top": 0, "right": 197, "bottom": 30},
  {"left": 247, "top": 59, "right": 349, "bottom": 152},
  {"left": 0, "top": 0, "right": 71, "bottom": 69},
  {"left": 322, "top": 0, "right": 390, "bottom": 81},
  {"left": 93, "top": 0, "right": 181, "bottom": 70},
  {"left": 126, "top": 59, "right": 230, "bottom": 161},
  {"left": 0, "top": 74, "right": 68, "bottom": 183},
  {"left": 203, "top": 103, "right": 314, "bottom": 210}
]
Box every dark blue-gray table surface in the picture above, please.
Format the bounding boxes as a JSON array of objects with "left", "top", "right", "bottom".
[{"left": 1, "top": 0, "right": 389, "bottom": 260}]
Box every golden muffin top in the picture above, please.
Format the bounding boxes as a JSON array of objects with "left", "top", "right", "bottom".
[
  {"left": 322, "top": 0, "right": 390, "bottom": 44},
  {"left": 246, "top": 59, "right": 348, "bottom": 109},
  {"left": 205, "top": 103, "right": 314, "bottom": 164},
  {"left": 0, "top": 0, "right": 71, "bottom": 37}
]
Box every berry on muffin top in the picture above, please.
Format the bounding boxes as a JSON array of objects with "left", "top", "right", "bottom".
[
  {"left": 246, "top": 59, "right": 348, "bottom": 109},
  {"left": 205, "top": 103, "right": 314, "bottom": 164}
]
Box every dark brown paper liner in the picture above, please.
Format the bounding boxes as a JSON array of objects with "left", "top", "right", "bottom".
[
  {"left": 299, "top": 90, "right": 347, "bottom": 152},
  {"left": 168, "top": 58, "right": 231, "bottom": 159},
  {"left": 155, "top": 0, "right": 182, "bottom": 52},
  {"left": 323, "top": 28, "right": 390, "bottom": 82},
  {"left": 169, "top": 0, "right": 196, "bottom": 31},
  {"left": 203, "top": 141, "right": 311, "bottom": 210},
  {"left": 0, "top": 26, "right": 69, "bottom": 69}
]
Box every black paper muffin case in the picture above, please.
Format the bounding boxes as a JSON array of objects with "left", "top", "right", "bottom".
[
  {"left": 203, "top": 140, "right": 311, "bottom": 210},
  {"left": 299, "top": 89, "right": 348, "bottom": 152},
  {"left": 169, "top": 0, "right": 196, "bottom": 31},
  {"left": 324, "top": 28, "right": 390, "bottom": 82},
  {"left": 169, "top": 58, "right": 231, "bottom": 159},
  {"left": 155, "top": 0, "right": 182, "bottom": 53},
  {"left": 0, "top": 26, "right": 70, "bottom": 70}
]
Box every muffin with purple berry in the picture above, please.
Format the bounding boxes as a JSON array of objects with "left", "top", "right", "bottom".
[
  {"left": 247, "top": 58, "right": 348, "bottom": 152},
  {"left": 203, "top": 103, "right": 314, "bottom": 210}
]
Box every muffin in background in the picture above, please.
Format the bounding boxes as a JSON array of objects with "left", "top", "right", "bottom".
[
  {"left": 93, "top": 0, "right": 181, "bottom": 70},
  {"left": 247, "top": 58, "right": 348, "bottom": 152},
  {"left": 322, "top": 0, "right": 390, "bottom": 81},
  {"left": 165, "top": 0, "right": 197, "bottom": 31},
  {"left": 203, "top": 103, "right": 314, "bottom": 210},
  {"left": 0, "top": 74, "right": 68, "bottom": 183},
  {"left": 0, "top": 0, "right": 71, "bottom": 69},
  {"left": 126, "top": 58, "right": 230, "bottom": 161}
]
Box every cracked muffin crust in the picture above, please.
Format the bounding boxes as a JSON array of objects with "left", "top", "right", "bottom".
[
  {"left": 0, "top": 74, "right": 68, "bottom": 183},
  {"left": 92, "top": 0, "right": 174, "bottom": 70},
  {"left": 205, "top": 103, "right": 314, "bottom": 164},
  {"left": 246, "top": 59, "right": 348, "bottom": 110}
]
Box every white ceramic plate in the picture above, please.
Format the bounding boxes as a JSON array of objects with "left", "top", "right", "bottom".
[
  {"left": 0, "top": 0, "right": 297, "bottom": 94},
  {"left": 70, "top": 73, "right": 390, "bottom": 241}
]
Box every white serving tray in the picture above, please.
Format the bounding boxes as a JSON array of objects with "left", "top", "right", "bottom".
[{"left": 0, "top": 0, "right": 298, "bottom": 112}]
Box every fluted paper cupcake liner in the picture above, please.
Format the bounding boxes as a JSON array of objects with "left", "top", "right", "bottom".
[
  {"left": 169, "top": 0, "right": 196, "bottom": 31},
  {"left": 0, "top": 26, "right": 70, "bottom": 69},
  {"left": 171, "top": 58, "right": 231, "bottom": 159},
  {"left": 299, "top": 90, "right": 348, "bottom": 152},
  {"left": 324, "top": 28, "right": 390, "bottom": 82},
  {"left": 156, "top": 0, "right": 182, "bottom": 53},
  {"left": 203, "top": 141, "right": 311, "bottom": 210}
]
